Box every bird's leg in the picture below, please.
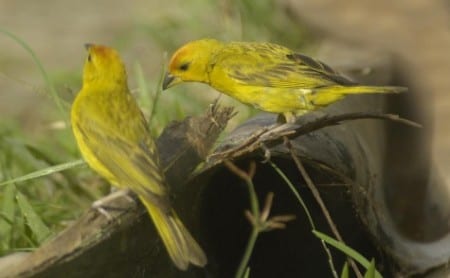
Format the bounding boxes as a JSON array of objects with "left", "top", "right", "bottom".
[
  {"left": 281, "top": 112, "right": 297, "bottom": 124},
  {"left": 92, "top": 188, "right": 135, "bottom": 220},
  {"left": 207, "top": 111, "right": 303, "bottom": 162},
  {"left": 261, "top": 112, "right": 299, "bottom": 137},
  {"left": 258, "top": 110, "right": 307, "bottom": 139},
  {"left": 258, "top": 122, "right": 298, "bottom": 143}
]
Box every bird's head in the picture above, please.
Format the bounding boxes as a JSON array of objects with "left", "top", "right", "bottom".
[
  {"left": 163, "top": 39, "right": 223, "bottom": 90},
  {"left": 83, "top": 44, "right": 127, "bottom": 86}
]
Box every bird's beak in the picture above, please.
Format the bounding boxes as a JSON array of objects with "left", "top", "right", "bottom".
[
  {"left": 84, "top": 43, "right": 94, "bottom": 51},
  {"left": 162, "top": 73, "right": 181, "bottom": 90}
]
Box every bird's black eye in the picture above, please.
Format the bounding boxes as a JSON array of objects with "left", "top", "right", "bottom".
[
  {"left": 179, "top": 62, "right": 190, "bottom": 71},
  {"left": 87, "top": 54, "right": 92, "bottom": 62}
]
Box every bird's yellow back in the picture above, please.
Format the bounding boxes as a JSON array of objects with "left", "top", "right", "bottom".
[
  {"left": 71, "top": 44, "right": 206, "bottom": 269},
  {"left": 164, "top": 39, "right": 406, "bottom": 122},
  {"left": 71, "top": 45, "right": 163, "bottom": 195}
]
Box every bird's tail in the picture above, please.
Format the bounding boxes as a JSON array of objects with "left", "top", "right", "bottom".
[
  {"left": 330, "top": 85, "right": 407, "bottom": 95},
  {"left": 139, "top": 196, "right": 207, "bottom": 270},
  {"left": 311, "top": 85, "right": 407, "bottom": 106}
]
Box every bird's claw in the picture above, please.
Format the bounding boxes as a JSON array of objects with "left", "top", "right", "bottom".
[{"left": 91, "top": 189, "right": 135, "bottom": 220}]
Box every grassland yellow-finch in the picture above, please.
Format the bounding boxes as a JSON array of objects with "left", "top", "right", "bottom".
[
  {"left": 163, "top": 39, "right": 406, "bottom": 123},
  {"left": 71, "top": 44, "right": 207, "bottom": 270}
]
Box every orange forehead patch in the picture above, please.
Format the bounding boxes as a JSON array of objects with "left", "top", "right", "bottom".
[
  {"left": 90, "top": 45, "right": 112, "bottom": 56},
  {"left": 85, "top": 44, "right": 119, "bottom": 61},
  {"left": 168, "top": 44, "right": 191, "bottom": 72}
]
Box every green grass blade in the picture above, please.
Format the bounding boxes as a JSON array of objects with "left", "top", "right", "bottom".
[
  {"left": 16, "top": 191, "right": 51, "bottom": 243},
  {"left": 364, "top": 259, "right": 376, "bottom": 278},
  {"left": 243, "top": 267, "right": 251, "bottom": 278},
  {"left": 0, "top": 28, "right": 67, "bottom": 119},
  {"left": 269, "top": 161, "right": 315, "bottom": 228},
  {"left": 133, "top": 62, "right": 152, "bottom": 117},
  {"left": 313, "top": 230, "right": 382, "bottom": 278},
  {"left": 0, "top": 212, "right": 36, "bottom": 250},
  {"left": 0, "top": 159, "right": 85, "bottom": 187},
  {"left": 0, "top": 213, "right": 14, "bottom": 227},
  {"left": 270, "top": 161, "right": 339, "bottom": 277},
  {"left": 340, "top": 262, "right": 349, "bottom": 278},
  {"left": 149, "top": 52, "right": 167, "bottom": 125},
  {"left": 0, "top": 183, "right": 16, "bottom": 250}
]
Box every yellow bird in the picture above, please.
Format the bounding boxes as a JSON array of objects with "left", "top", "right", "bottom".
[
  {"left": 163, "top": 39, "right": 407, "bottom": 123},
  {"left": 71, "top": 44, "right": 207, "bottom": 270}
]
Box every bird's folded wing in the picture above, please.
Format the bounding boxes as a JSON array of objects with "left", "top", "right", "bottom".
[
  {"left": 75, "top": 119, "right": 168, "bottom": 207},
  {"left": 219, "top": 51, "right": 354, "bottom": 89}
]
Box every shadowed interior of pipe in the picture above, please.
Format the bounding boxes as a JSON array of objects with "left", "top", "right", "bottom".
[
  {"left": 382, "top": 64, "right": 449, "bottom": 242},
  {"left": 194, "top": 157, "right": 388, "bottom": 277}
]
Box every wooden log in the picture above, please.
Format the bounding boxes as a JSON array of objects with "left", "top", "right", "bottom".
[{"left": 0, "top": 104, "right": 234, "bottom": 278}]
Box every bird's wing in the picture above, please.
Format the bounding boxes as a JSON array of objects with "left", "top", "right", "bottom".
[
  {"left": 74, "top": 115, "right": 169, "bottom": 208},
  {"left": 284, "top": 53, "right": 355, "bottom": 85},
  {"left": 217, "top": 43, "right": 355, "bottom": 89}
]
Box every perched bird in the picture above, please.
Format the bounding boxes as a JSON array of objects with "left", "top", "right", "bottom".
[
  {"left": 163, "top": 39, "right": 407, "bottom": 123},
  {"left": 71, "top": 44, "right": 207, "bottom": 270}
]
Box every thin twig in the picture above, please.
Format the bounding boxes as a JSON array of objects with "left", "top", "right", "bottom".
[
  {"left": 208, "top": 112, "right": 421, "bottom": 162},
  {"left": 224, "top": 160, "right": 259, "bottom": 278},
  {"left": 285, "top": 138, "right": 363, "bottom": 278},
  {"left": 224, "top": 160, "right": 295, "bottom": 278}
]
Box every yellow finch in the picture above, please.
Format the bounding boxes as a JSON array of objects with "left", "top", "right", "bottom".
[
  {"left": 163, "top": 39, "right": 407, "bottom": 123},
  {"left": 71, "top": 44, "right": 207, "bottom": 270}
]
